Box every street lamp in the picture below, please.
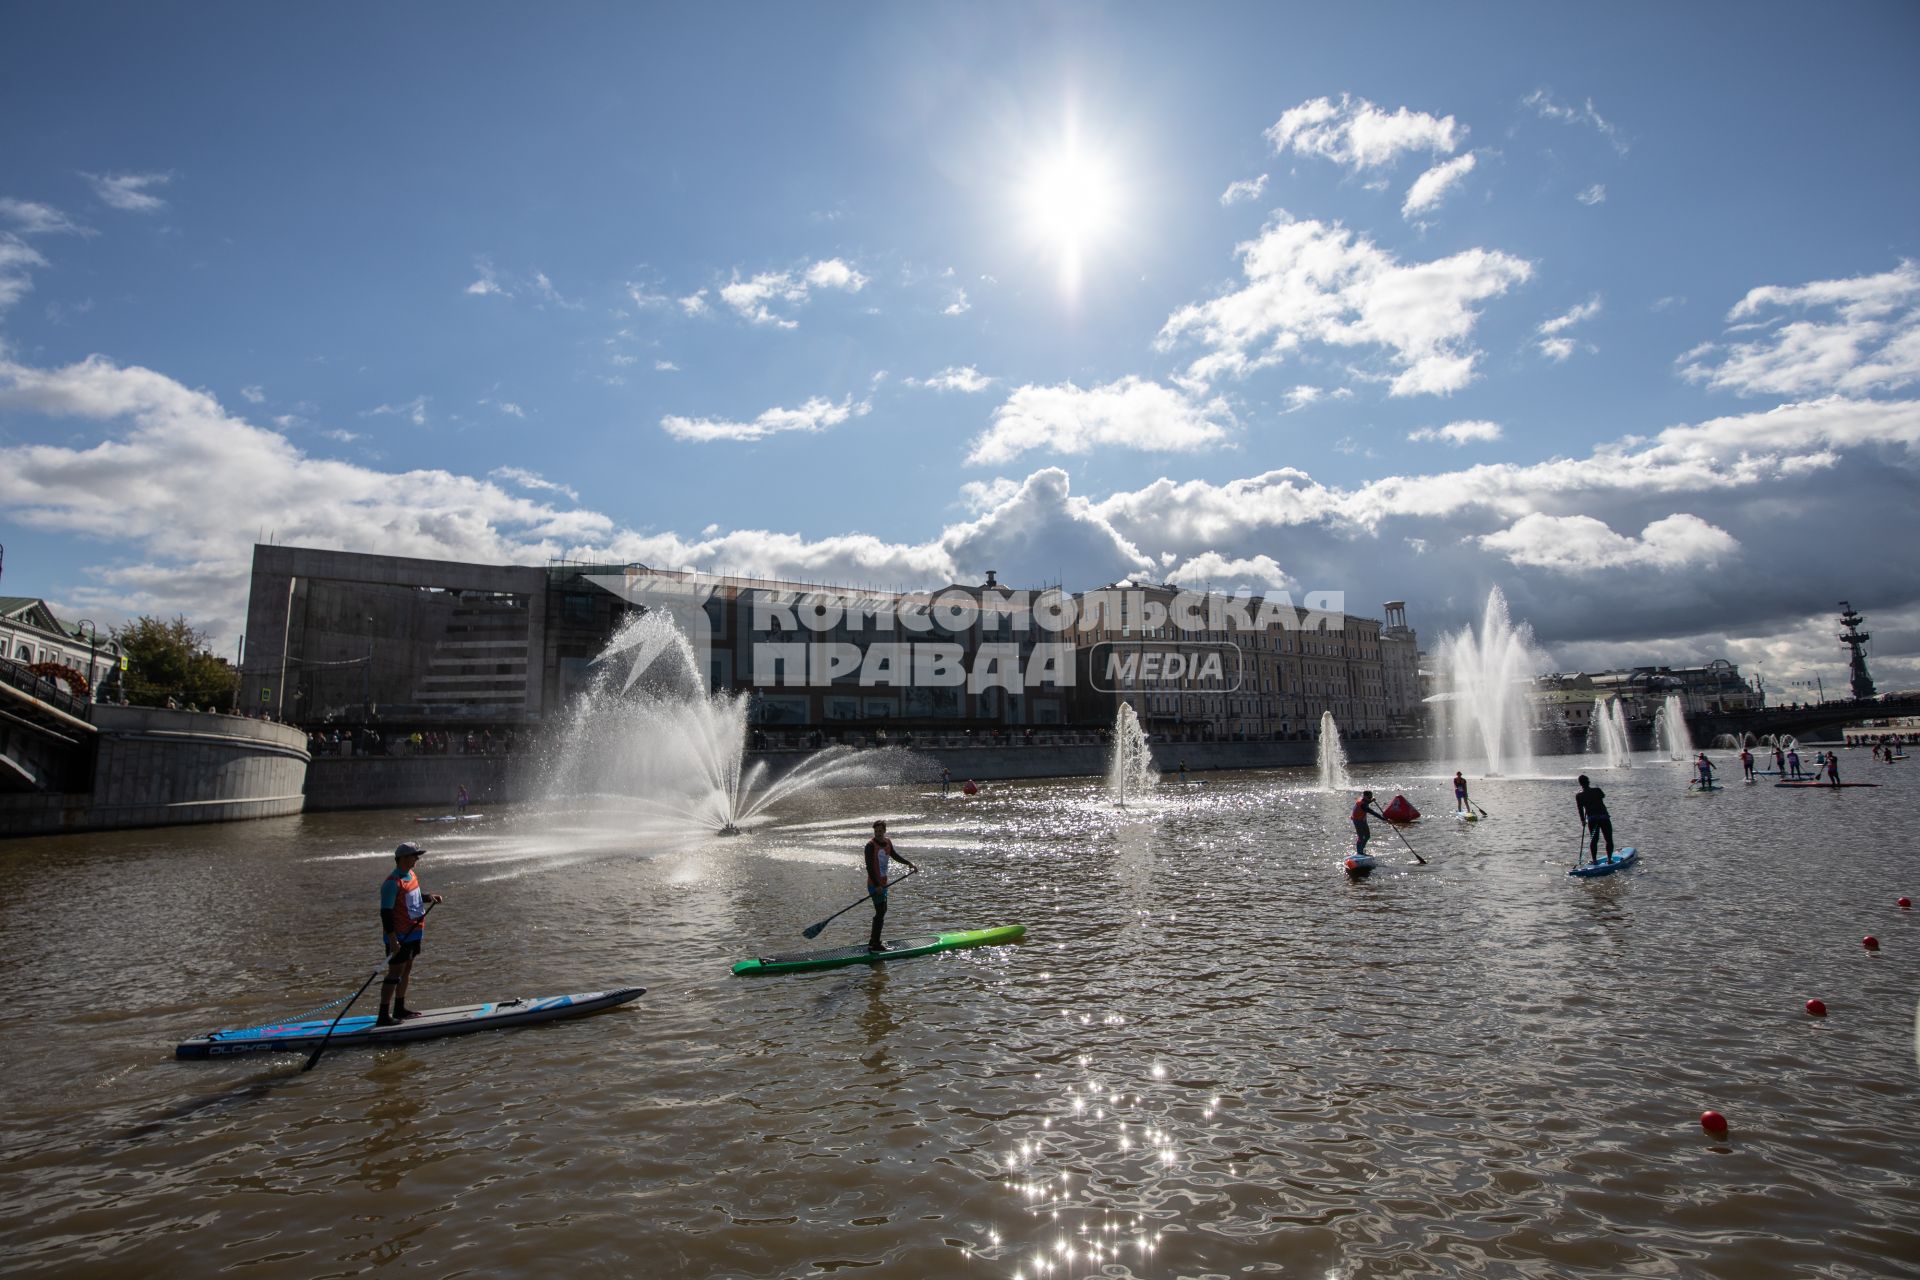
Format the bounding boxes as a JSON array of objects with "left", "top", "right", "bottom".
[{"left": 74, "top": 619, "right": 98, "bottom": 702}]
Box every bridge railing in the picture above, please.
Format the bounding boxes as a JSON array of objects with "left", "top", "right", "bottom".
[{"left": 0, "top": 657, "right": 93, "bottom": 722}]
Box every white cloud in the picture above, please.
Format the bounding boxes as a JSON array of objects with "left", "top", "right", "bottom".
[
  {"left": 1523, "top": 90, "right": 1628, "bottom": 155},
  {"left": 718, "top": 258, "right": 868, "bottom": 327},
  {"left": 1166, "top": 551, "right": 1297, "bottom": 592},
  {"left": 1679, "top": 260, "right": 1920, "bottom": 397},
  {"left": 1220, "top": 174, "right": 1269, "bottom": 206},
  {"left": 968, "top": 377, "right": 1235, "bottom": 465},
  {"left": 908, "top": 365, "right": 994, "bottom": 394},
  {"left": 0, "top": 234, "right": 50, "bottom": 313},
  {"left": 1158, "top": 213, "right": 1532, "bottom": 396},
  {"left": 0, "top": 198, "right": 91, "bottom": 236},
  {"left": 1537, "top": 295, "right": 1602, "bottom": 361},
  {"left": 1477, "top": 512, "right": 1738, "bottom": 572},
  {"left": 466, "top": 256, "right": 508, "bottom": 297},
  {"left": 80, "top": 171, "right": 172, "bottom": 212},
  {"left": 531, "top": 272, "right": 583, "bottom": 310},
  {"left": 944, "top": 288, "right": 971, "bottom": 315},
  {"left": 679, "top": 290, "right": 710, "bottom": 316},
  {"left": 0, "top": 354, "right": 615, "bottom": 640},
  {"left": 803, "top": 258, "right": 869, "bottom": 291},
  {"left": 490, "top": 466, "right": 577, "bottom": 501},
  {"left": 239, "top": 385, "right": 266, "bottom": 404},
  {"left": 1402, "top": 153, "right": 1477, "bottom": 218},
  {"left": 661, "top": 394, "right": 870, "bottom": 443},
  {"left": 363, "top": 396, "right": 429, "bottom": 427},
  {"left": 1408, "top": 420, "right": 1502, "bottom": 446},
  {"left": 1266, "top": 94, "right": 1463, "bottom": 170},
  {"left": 655, "top": 360, "right": 680, "bottom": 372},
  {"left": 1577, "top": 184, "right": 1607, "bottom": 205},
  {"left": 498, "top": 401, "right": 526, "bottom": 418}
]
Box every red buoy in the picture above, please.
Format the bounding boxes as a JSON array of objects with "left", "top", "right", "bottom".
[
  {"left": 1700, "top": 1110, "right": 1729, "bottom": 1137},
  {"left": 1863, "top": 935, "right": 1880, "bottom": 951},
  {"left": 1805, "top": 998, "right": 1827, "bottom": 1017},
  {"left": 1901, "top": 898, "right": 1912, "bottom": 910}
]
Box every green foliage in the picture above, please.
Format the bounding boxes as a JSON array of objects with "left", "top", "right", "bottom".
[{"left": 110, "top": 615, "right": 238, "bottom": 709}]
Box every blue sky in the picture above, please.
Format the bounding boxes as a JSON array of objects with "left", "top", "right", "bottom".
[{"left": 3, "top": 2, "right": 1918, "bottom": 693}]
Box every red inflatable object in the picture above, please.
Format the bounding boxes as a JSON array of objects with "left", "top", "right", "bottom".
[
  {"left": 1863, "top": 935, "right": 1880, "bottom": 951},
  {"left": 962, "top": 781, "right": 980, "bottom": 796},
  {"left": 1805, "top": 998, "right": 1827, "bottom": 1017},
  {"left": 1380, "top": 795, "right": 1420, "bottom": 823},
  {"left": 1700, "top": 1110, "right": 1729, "bottom": 1137},
  {"left": 1901, "top": 898, "right": 1912, "bottom": 910}
]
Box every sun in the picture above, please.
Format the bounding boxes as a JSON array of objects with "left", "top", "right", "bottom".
[{"left": 1019, "top": 129, "right": 1124, "bottom": 298}]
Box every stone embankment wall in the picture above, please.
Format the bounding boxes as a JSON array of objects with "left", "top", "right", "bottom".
[
  {"left": 0, "top": 707, "right": 309, "bottom": 837},
  {"left": 303, "top": 752, "right": 534, "bottom": 812}
]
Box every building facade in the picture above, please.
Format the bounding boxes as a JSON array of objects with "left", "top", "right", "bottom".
[{"left": 1, "top": 596, "right": 123, "bottom": 702}]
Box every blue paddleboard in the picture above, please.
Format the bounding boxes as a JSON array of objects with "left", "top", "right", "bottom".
[{"left": 1569, "top": 847, "right": 1637, "bottom": 878}]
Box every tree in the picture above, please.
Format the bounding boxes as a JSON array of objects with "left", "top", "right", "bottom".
[{"left": 111, "top": 615, "right": 238, "bottom": 710}]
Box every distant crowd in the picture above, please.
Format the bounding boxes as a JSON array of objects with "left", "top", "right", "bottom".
[{"left": 306, "top": 726, "right": 524, "bottom": 757}]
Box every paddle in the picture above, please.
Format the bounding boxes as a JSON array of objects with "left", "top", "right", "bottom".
[
  {"left": 302, "top": 901, "right": 436, "bottom": 1073},
  {"left": 1386, "top": 821, "right": 1427, "bottom": 865},
  {"left": 801, "top": 866, "right": 920, "bottom": 940},
  {"left": 1473, "top": 802, "right": 1490, "bottom": 819}
]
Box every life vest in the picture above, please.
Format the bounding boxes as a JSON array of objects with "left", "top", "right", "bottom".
[
  {"left": 865, "top": 837, "right": 893, "bottom": 886},
  {"left": 382, "top": 867, "right": 425, "bottom": 940}
]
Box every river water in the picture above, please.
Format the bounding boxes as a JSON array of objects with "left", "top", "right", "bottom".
[{"left": 2, "top": 752, "right": 1916, "bottom": 1278}]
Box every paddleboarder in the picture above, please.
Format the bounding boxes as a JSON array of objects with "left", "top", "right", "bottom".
[
  {"left": 1575, "top": 775, "right": 1615, "bottom": 863},
  {"left": 1787, "top": 746, "right": 1802, "bottom": 779},
  {"left": 1740, "top": 747, "right": 1754, "bottom": 782},
  {"left": 1452, "top": 770, "right": 1471, "bottom": 814},
  {"left": 378, "top": 842, "right": 442, "bottom": 1026},
  {"left": 1694, "top": 753, "right": 1715, "bottom": 789},
  {"left": 1178, "top": 760, "right": 1189, "bottom": 785},
  {"left": 863, "top": 820, "right": 919, "bottom": 953},
  {"left": 1824, "top": 753, "right": 1842, "bottom": 788},
  {"left": 456, "top": 783, "right": 470, "bottom": 813},
  {"left": 1351, "top": 790, "right": 1385, "bottom": 857},
  {"left": 1772, "top": 744, "right": 1787, "bottom": 776}
]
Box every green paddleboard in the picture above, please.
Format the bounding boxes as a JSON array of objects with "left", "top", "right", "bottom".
[{"left": 731, "top": 925, "right": 1026, "bottom": 976}]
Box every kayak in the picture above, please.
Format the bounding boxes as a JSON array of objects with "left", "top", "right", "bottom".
[
  {"left": 1775, "top": 781, "right": 1881, "bottom": 788},
  {"left": 1344, "top": 853, "right": 1377, "bottom": 876},
  {"left": 732, "top": 925, "right": 1024, "bottom": 976},
  {"left": 1570, "top": 847, "right": 1638, "bottom": 878},
  {"left": 176, "top": 987, "right": 644, "bottom": 1059}
]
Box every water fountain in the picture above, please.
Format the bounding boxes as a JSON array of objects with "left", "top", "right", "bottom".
[
  {"left": 1316, "top": 710, "right": 1352, "bottom": 791},
  {"left": 1654, "top": 693, "right": 1694, "bottom": 760},
  {"left": 540, "top": 612, "right": 889, "bottom": 837},
  {"left": 1431, "top": 587, "right": 1546, "bottom": 776},
  {"left": 1593, "top": 696, "right": 1632, "bottom": 768},
  {"left": 1107, "top": 702, "right": 1155, "bottom": 805}
]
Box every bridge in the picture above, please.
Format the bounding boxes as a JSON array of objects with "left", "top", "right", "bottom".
[
  {"left": 0, "top": 657, "right": 96, "bottom": 792},
  {"left": 1692, "top": 694, "right": 1920, "bottom": 745}
]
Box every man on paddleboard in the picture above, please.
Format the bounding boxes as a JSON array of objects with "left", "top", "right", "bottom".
[
  {"left": 1351, "top": 790, "right": 1385, "bottom": 857},
  {"left": 379, "top": 842, "right": 442, "bottom": 1025},
  {"left": 863, "top": 820, "right": 919, "bottom": 953},
  {"left": 1453, "top": 771, "right": 1471, "bottom": 814},
  {"left": 1740, "top": 747, "right": 1754, "bottom": 782},
  {"left": 1694, "top": 753, "right": 1715, "bottom": 788},
  {"left": 1824, "top": 753, "right": 1841, "bottom": 787},
  {"left": 1575, "top": 776, "right": 1614, "bottom": 863},
  {"left": 1787, "top": 746, "right": 1802, "bottom": 779}
]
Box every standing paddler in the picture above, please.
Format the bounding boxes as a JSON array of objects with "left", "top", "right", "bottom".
[
  {"left": 1453, "top": 770, "right": 1472, "bottom": 814},
  {"left": 863, "top": 820, "right": 919, "bottom": 954},
  {"left": 1740, "top": 747, "right": 1755, "bottom": 782},
  {"left": 1575, "top": 775, "right": 1615, "bottom": 864},
  {"left": 1351, "top": 789, "right": 1385, "bottom": 858},
  {"left": 378, "top": 842, "right": 443, "bottom": 1025}
]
